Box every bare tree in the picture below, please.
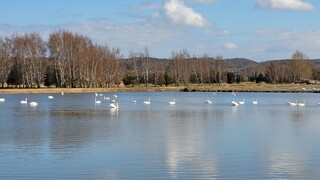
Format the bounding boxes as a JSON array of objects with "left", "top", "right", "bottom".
[
  {"left": 201, "top": 54, "right": 211, "bottom": 85},
  {"left": 151, "top": 60, "right": 165, "bottom": 86},
  {"left": 289, "top": 50, "right": 311, "bottom": 83},
  {"left": 101, "top": 46, "right": 121, "bottom": 87},
  {"left": 11, "top": 33, "right": 45, "bottom": 88},
  {"left": 190, "top": 56, "right": 200, "bottom": 84},
  {"left": 214, "top": 55, "right": 225, "bottom": 85},
  {"left": 48, "top": 30, "right": 69, "bottom": 87},
  {"left": 141, "top": 47, "right": 150, "bottom": 87},
  {"left": 30, "top": 33, "right": 46, "bottom": 88},
  {"left": 129, "top": 51, "right": 140, "bottom": 84},
  {"left": 0, "top": 37, "right": 13, "bottom": 87},
  {"left": 168, "top": 49, "right": 190, "bottom": 86},
  {"left": 12, "top": 34, "right": 29, "bottom": 87},
  {"left": 264, "top": 61, "right": 279, "bottom": 83}
]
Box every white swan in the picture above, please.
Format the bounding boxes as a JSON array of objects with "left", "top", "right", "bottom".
[
  {"left": 252, "top": 99, "right": 258, "bottom": 105},
  {"left": 143, "top": 99, "right": 151, "bottom": 104},
  {"left": 20, "top": 98, "right": 28, "bottom": 104},
  {"left": 110, "top": 102, "right": 119, "bottom": 109},
  {"left": 297, "top": 101, "right": 305, "bottom": 107},
  {"left": 113, "top": 95, "right": 118, "bottom": 98},
  {"left": 131, "top": 99, "right": 137, "bottom": 103},
  {"left": 95, "top": 92, "right": 98, "bottom": 97},
  {"left": 30, "top": 101, "right": 38, "bottom": 106},
  {"left": 231, "top": 101, "right": 240, "bottom": 106},
  {"left": 169, "top": 98, "right": 176, "bottom": 105},
  {"left": 0, "top": 97, "right": 5, "bottom": 102},
  {"left": 61, "top": 92, "right": 64, "bottom": 96},
  {"left": 288, "top": 100, "right": 297, "bottom": 106},
  {"left": 238, "top": 99, "right": 245, "bottom": 105},
  {"left": 48, "top": 95, "right": 54, "bottom": 99},
  {"left": 205, "top": 100, "right": 213, "bottom": 104},
  {"left": 95, "top": 98, "right": 102, "bottom": 104},
  {"left": 104, "top": 96, "right": 110, "bottom": 100}
]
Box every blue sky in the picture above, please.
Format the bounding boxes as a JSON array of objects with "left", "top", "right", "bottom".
[{"left": 0, "top": 0, "right": 319, "bottom": 61}]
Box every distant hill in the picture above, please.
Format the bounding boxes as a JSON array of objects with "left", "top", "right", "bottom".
[
  {"left": 310, "top": 59, "right": 320, "bottom": 68},
  {"left": 257, "top": 59, "right": 320, "bottom": 69},
  {"left": 121, "top": 57, "right": 320, "bottom": 73},
  {"left": 224, "top": 58, "right": 258, "bottom": 71},
  {"left": 122, "top": 57, "right": 258, "bottom": 71}
]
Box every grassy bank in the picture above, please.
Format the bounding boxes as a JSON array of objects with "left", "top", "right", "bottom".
[
  {"left": 0, "top": 83, "right": 319, "bottom": 94},
  {"left": 183, "top": 83, "right": 320, "bottom": 93}
]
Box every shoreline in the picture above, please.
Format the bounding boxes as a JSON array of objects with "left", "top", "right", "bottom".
[
  {"left": 0, "top": 87, "right": 182, "bottom": 94},
  {"left": 0, "top": 83, "right": 320, "bottom": 94}
]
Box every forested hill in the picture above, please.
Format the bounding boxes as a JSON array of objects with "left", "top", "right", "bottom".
[
  {"left": 122, "top": 57, "right": 257, "bottom": 72},
  {"left": 123, "top": 57, "right": 319, "bottom": 72},
  {"left": 257, "top": 59, "right": 320, "bottom": 69},
  {"left": 224, "top": 58, "right": 257, "bottom": 71}
]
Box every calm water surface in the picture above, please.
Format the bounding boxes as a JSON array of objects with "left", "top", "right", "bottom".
[{"left": 1, "top": 92, "right": 320, "bottom": 179}]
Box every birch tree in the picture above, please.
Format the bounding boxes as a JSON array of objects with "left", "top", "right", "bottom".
[
  {"left": 0, "top": 37, "right": 13, "bottom": 87},
  {"left": 214, "top": 55, "right": 225, "bottom": 85},
  {"left": 289, "top": 50, "right": 311, "bottom": 83}
]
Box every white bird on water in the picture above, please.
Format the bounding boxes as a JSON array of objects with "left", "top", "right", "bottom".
[
  {"left": 205, "top": 100, "right": 213, "bottom": 104},
  {"left": 48, "top": 95, "right": 54, "bottom": 99},
  {"left": 252, "top": 99, "right": 258, "bottom": 105},
  {"left": 297, "top": 101, "right": 305, "bottom": 107},
  {"left": 169, "top": 98, "right": 176, "bottom": 105},
  {"left": 238, "top": 99, "right": 245, "bottom": 105},
  {"left": 287, "top": 100, "right": 297, "bottom": 106},
  {"left": 95, "top": 98, "right": 102, "bottom": 104},
  {"left": 110, "top": 101, "right": 119, "bottom": 109},
  {"left": 131, "top": 99, "right": 137, "bottom": 103},
  {"left": 0, "top": 97, "right": 5, "bottom": 102},
  {"left": 20, "top": 98, "right": 28, "bottom": 104},
  {"left": 231, "top": 101, "right": 240, "bottom": 106},
  {"left": 143, "top": 99, "right": 151, "bottom": 104},
  {"left": 30, "top": 101, "right": 38, "bottom": 106}
]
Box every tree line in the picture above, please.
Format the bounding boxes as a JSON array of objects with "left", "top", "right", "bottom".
[{"left": 0, "top": 30, "right": 319, "bottom": 88}]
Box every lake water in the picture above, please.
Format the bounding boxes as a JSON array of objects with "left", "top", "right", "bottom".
[{"left": 0, "top": 92, "right": 320, "bottom": 179}]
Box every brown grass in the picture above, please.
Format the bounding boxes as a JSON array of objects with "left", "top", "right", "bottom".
[
  {"left": 0, "top": 83, "right": 319, "bottom": 94},
  {"left": 0, "top": 86, "right": 182, "bottom": 94}
]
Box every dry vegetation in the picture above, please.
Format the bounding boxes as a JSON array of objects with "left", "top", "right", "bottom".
[{"left": 0, "top": 83, "right": 319, "bottom": 94}]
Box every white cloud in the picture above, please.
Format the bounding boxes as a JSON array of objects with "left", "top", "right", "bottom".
[
  {"left": 256, "top": 0, "right": 315, "bottom": 10},
  {"left": 163, "top": 0, "right": 209, "bottom": 27},
  {"left": 277, "top": 30, "right": 320, "bottom": 50},
  {"left": 224, "top": 42, "right": 239, "bottom": 50},
  {"left": 246, "top": 29, "right": 320, "bottom": 60}
]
